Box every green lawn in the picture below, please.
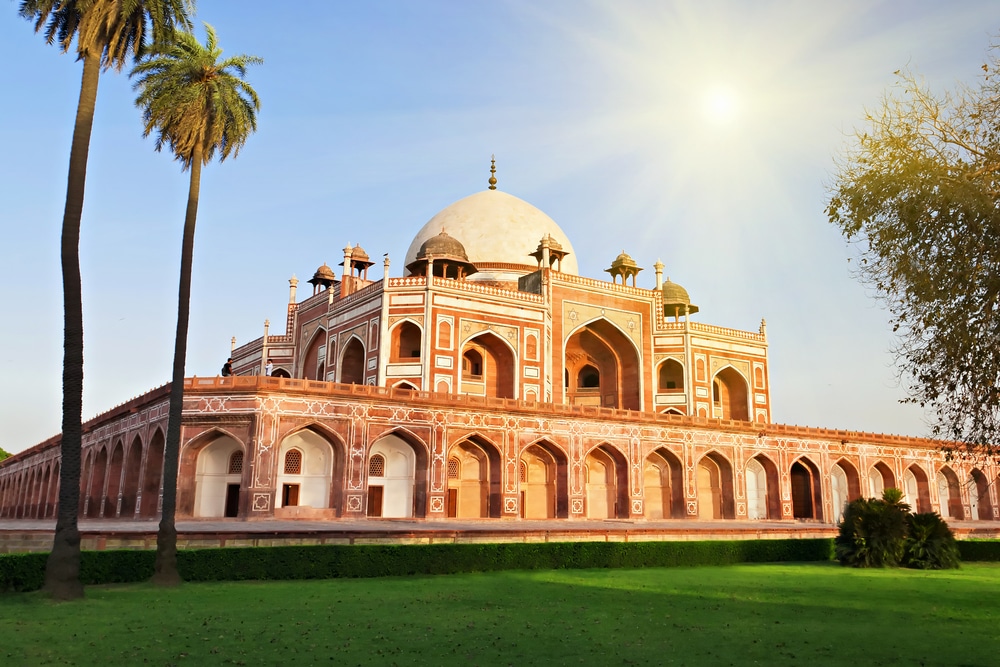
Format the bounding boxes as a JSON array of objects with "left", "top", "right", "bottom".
[{"left": 2, "top": 563, "right": 997, "bottom": 666}]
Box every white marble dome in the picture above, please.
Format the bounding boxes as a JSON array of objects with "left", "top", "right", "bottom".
[{"left": 404, "top": 189, "right": 579, "bottom": 279}]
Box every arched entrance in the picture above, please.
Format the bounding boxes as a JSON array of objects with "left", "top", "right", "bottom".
[
  {"left": 519, "top": 443, "right": 566, "bottom": 519},
  {"left": 791, "top": 458, "right": 822, "bottom": 520},
  {"left": 390, "top": 321, "right": 422, "bottom": 362},
  {"left": 302, "top": 329, "right": 327, "bottom": 381},
  {"left": 903, "top": 465, "right": 932, "bottom": 513},
  {"left": 340, "top": 337, "right": 365, "bottom": 385},
  {"left": 584, "top": 444, "right": 629, "bottom": 519},
  {"left": 746, "top": 455, "right": 780, "bottom": 520},
  {"left": 869, "top": 461, "right": 896, "bottom": 498},
  {"left": 969, "top": 469, "right": 992, "bottom": 520},
  {"left": 712, "top": 367, "right": 749, "bottom": 421},
  {"left": 103, "top": 441, "right": 125, "bottom": 518},
  {"left": 446, "top": 438, "right": 502, "bottom": 518},
  {"left": 564, "top": 319, "right": 641, "bottom": 410},
  {"left": 367, "top": 433, "right": 424, "bottom": 518},
  {"left": 193, "top": 435, "right": 245, "bottom": 518},
  {"left": 119, "top": 436, "right": 143, "bottom": 519},
  {"left": 697, "top": 452, "right": 735, "bottom": 519},
  {"left": 275, "top": 430, "right": 337, "bottom": 512},
  {"left": 139, "top": 429, "right": 165, "bottom": 518},
  {"left": 460, "top": 332, "right": 515, "bottom": 399},
  {"left": 643, "top": 448, "right": 684, "bottom": 520},
  {"left": 87, "top": 446, "right": 108, "bottom": 518},
  {"left": 937, "top": 467, "right": 963, "bottom": 519}
]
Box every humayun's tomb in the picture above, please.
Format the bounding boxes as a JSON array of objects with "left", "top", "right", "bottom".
[{"left": 1, "top": 165, "right": 998, "bottom": 548}]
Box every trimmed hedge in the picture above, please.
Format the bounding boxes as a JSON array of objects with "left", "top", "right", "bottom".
[
  {"left": 1, "top": 539, "right": 832, "bottom": 593},
  {"left": 958, "top": 540, "right": 1000, "bottom": 562}
]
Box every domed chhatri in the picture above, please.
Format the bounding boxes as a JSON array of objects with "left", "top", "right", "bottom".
[
  {"left": 605, "top": 250, "right": 643, "bottom": 287},
  {"left": 405, "top": 189, "right": 579, "bottom": 280},
  {"left": 307, "top": 262, "right": 337, "bottom": 294},
  {"left": 405, "top": 231, "right": 479, "bottom": 280},
  {"left": 661, "top": 277, "right": 699, "bottom": 317}
]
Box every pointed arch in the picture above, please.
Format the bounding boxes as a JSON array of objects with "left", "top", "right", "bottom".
[
  {"left": 103, "top": 440, "right": 125, "bottom": 518},
  {"left": 339, "top": 335, "right": 366, "bottom": 385},
  {"left": 139, "top": 428, "right": 165, "bottom": 518},
  {"left": 697, "top": 451, "right": 735, "bottom": 519},
  {"left": 389, "top": 319, "right": 422, "bottom": 362},
  {"left": 520, "top": 438, "right": 569, "bottom": 519},
  {"left": 657, "top": 358, "right": 684, "bottom": 393},
  {"left": 584, "top": 443, "right": 629, "bottom": 519},
  {"left": 367, "top": 427, "right": 430, "bottom": 518},
  {"left": 277, "top": 426, "right": 345, "bottom": 515},
  {"left": 904, "top": 464, "right": 932, "bottom": 513},
  {"left": 119, "top": 435, "right": 143, "bottom": 519},
  {"left": 937, "top": 466, "right": 964, "bottom": 519},
  {"left": 460, "top": 331, "right": 516, "bottom": 399},
  {"left": 869, "top": 461, "right": 896, "bottom": 497},
  {"left": 747, "top": 453, "right": 781, "bottom": 520},
  {"left": 87, "top": 445, "right": 109, "bottom": 518},
  {"left": 301, "top": 327, "right": 328, "bottom": 381},
  {"left": 644, "top": 447, "right": 685, "bottom": 519},
  {"left": 969, "top": 468, "right": 992, "bottom": 520},
  {"left": 192, "top": 432, "right": 246, "bottom": 518},
  {"left": 790, "top": 456, "right": 822, "bottom": 521},
  {"left": 446, "top": 433, "right": 503, "bottom": 518},
  {"left": 564, "top": 318, "right": 641, "bottom": 410},
  {"left": 712, "top": 366, "right": 749, "bottom": 421}
]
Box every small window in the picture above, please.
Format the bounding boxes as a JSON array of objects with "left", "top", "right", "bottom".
[
  {"left": 284, "top": 449, "right": 302, "bottom": 475},
  {"left": 447, "top": 457, "right": 460, "bottom": 479},
  {"left": 519, "top": 461, "right": 527, "bottom": 483},
  {"left": 369, "top": 454, "right": 385, "bottom": 477},
  {"left": 462, "top": 349, "right": 483, "bottom": 377},
  {"left": 228, "top": 451, "right": 244, "bottom": 475}
]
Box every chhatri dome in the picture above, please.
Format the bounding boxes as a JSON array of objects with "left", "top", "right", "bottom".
[{"left": 404, "top": 158, "right": 579, "bottom": 281}]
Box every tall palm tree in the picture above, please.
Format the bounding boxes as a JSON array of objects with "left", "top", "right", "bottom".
[
  {"left": 20, "top": 0, "right": 192, "bottom": 601},
  {"left": 132, "top": 23, "right": 261, "bottom": 585}
]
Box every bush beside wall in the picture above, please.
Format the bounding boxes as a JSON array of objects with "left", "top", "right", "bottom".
[
  {"left": 957, "top": 540, "right": 1000, "bottom": 562},
  {"left": 1, "top": 539, "right": 832, "bottom": 593}
]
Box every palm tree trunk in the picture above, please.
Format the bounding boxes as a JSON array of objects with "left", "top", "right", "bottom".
[
  {"left": 152, "top": 146, "right": 203, "bottom": 586},
  {"left": 44, "top": 53, "right": 101, "bottom": 601}
]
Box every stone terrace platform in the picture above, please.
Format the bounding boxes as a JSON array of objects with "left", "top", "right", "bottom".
[{"left": 0, "top": 518, "right": 996, "bottom": 554}]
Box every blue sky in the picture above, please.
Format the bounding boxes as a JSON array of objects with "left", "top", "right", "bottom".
[{"left": 1, "top": 0, "right": 998, "bottom": 453}]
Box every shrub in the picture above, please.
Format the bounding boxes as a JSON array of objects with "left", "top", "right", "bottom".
[
  {"left": 903, "top": 512, "right": 960, "bottom": 569},
  {"left": 835, "top": 493, "right": 908, "bottom": 567}
]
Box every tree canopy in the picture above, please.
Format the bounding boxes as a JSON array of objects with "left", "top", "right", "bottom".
[
  {"left": 0, "top": 447, "right": 10, "bottom": 462},
  {"left": 827, "top": 45, "right": 1000, "bottom": 459}
]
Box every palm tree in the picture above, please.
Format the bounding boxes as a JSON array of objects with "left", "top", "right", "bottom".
[
  {"left": 20, "top": 0, "right": 192, "bottom": 601},
  {"left": 132, "top": 23, "right": 261, "bottom": 585}
]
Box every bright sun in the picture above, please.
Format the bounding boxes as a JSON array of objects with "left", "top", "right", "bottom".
[{"left": 703, "top": 86, "right": 741, "bottom": 124}]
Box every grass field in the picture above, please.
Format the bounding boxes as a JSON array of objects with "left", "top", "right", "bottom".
[{"left": 2, "top": 562, "right": 998, "bottom": 666}]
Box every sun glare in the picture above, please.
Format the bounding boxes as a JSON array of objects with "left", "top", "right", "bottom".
[{"left": 703, "top": 86, "right": 740, "bottom": 124}]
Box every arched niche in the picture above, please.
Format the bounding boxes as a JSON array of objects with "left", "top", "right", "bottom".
[
  {"left": 520, "top": 440, "right": 568, "bottom": 519},
  {"left": 564, "top": 319, "right": 640, "bottom": 411},
  {"left": 937, "top": 466, "right": 964, "bottom": 519},
  {"left": 644, "top": 448, "right": 685, "bottom": 520},
  {"left": 657, "top": 359, "right": 684, "bottom": 393},
  {"left": 366, "top": 431, "right": 428, "bottom": 518},
  {"left": 712, "top": 367, "right": 749, "bottom": 421},
  {"left": 87, "top": 446, "right": 109, "bottom": 518},
  {"left": 120, "top": 435, "right": 143, "bottom": 519},
  {"left": 103, "top": 440, "right": 125, "bottom": 518},
  {"left": 696, "top": 451, "right": 735, "bottom": 519},
  {"left": 790, "top": 457, "right": 822, "bottom": 521},
  {"left": 340, "top": 337, "right": 365, "bottom": 385},
  {"left": 969, "top": 468, "right": 992, "bottom": 520},
  {"left": 390, "top": 321, "right": 422, "bottom": 362},
  {"left": 746, "top": 454, "right": 780, "bottom": 520},
  {"left": 276, "top": 429, "right": 339, "bottom": 512},
  {"left": 869, "top": 461, "right": 896, "bottom": 498},
  {"left": 446, "top": 436, "right": 503, "bottom": 518},
  {"left": 584, "top": 444, "right": 629, "bottom": 519},
  {"left": 903, "top": 465, "right": 932, "bottom": 513},
  {"left": 193, "top": 434, "right": 245, "bottom": 518},
  {"left": 460, "top": 332, "right": 515, "bottom": 399},
  {"left": 302, "top": 328, "right": 327, "bottom": 381},
  {"left": 140, "top": 429, "right": 166, "bottom": 519}
]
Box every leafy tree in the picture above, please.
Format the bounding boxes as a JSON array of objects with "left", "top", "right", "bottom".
[
  {"left": 132, "top": 23, "right": 261, "bottom": 585},
  {"left": 835, "top": 490, "right": 909, "bottom": 568},
  {"left": 0, "top": 447, "right": 11, "bottom": 463},
  {"left": 827, "top": 47, "right": 1000, "bottom": 459},
  {"left": 904, "top": 512, "right": 960, "bottom": 569},
  {"left": 20, "top": 0, "right": 192, "bottom": 601}
]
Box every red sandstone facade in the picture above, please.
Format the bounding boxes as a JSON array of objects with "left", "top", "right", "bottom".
[{"left": 1, "top": 185, "right": 997, "bottom": 526}]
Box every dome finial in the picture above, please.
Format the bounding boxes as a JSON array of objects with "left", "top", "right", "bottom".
[{"left": 488, "top": 154, "right": 497, "bottom": 190}]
